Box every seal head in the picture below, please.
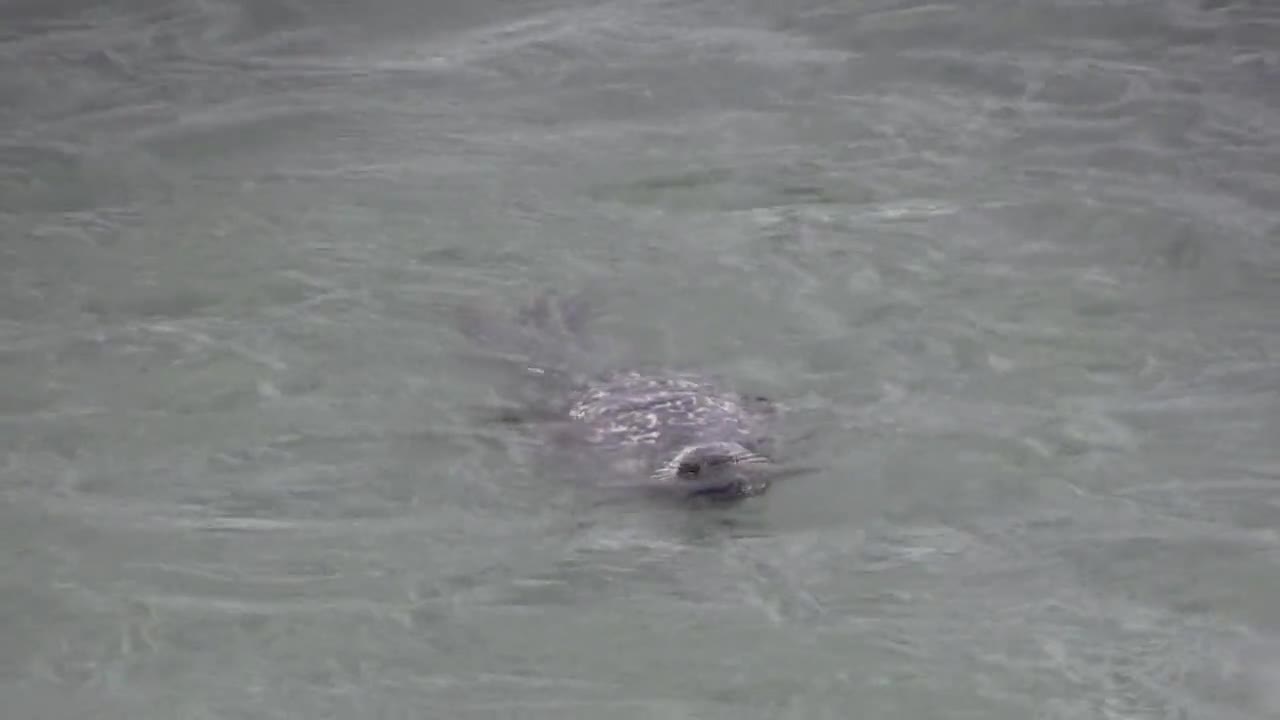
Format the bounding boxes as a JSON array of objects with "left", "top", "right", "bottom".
[{"left": 650, "top": 441, "right": 775, "bottom": 499}]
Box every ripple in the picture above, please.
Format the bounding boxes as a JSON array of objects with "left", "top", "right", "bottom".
[{"left": 1, "top": 0, "right": 1277, "bottom": 717}]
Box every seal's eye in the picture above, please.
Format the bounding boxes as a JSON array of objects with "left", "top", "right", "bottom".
[{"left": 677, "top": 461, "right": 701, "bottom": 476}]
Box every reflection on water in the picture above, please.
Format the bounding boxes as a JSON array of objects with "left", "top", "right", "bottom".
[{"left": 2, "top": 0, "right": 1278, "bottom": 717}]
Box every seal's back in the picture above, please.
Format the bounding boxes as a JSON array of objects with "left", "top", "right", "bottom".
[{"left": 569, "top": 371, "right": 767, "bottom": 455}]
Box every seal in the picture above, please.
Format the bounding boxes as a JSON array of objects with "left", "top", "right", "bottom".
[
  {"left": 565, "top": 370, "right": 778, "bottom": 499},
  {"left": 457, "top": 290, "right": 789, "bottom": 501}
]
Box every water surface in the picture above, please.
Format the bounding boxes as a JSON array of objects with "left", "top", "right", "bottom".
[{"left": 2, "top": 0, "right": 1279, "bottom": 717}]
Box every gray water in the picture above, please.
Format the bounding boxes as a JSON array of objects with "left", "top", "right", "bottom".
[{"left": 2, "top": 0, "right": 1279, "bottom": 717}]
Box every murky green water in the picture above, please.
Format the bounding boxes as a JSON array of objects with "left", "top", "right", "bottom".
[{"left": 2, "top": 0, "right": 1278, "bottom": 717}]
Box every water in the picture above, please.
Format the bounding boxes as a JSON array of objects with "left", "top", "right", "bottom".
[{"left": 2, "top": 0, "right": 1278, "bottom": 717}]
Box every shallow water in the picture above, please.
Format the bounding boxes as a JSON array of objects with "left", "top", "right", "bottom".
[{"left": 2, "top": 0, "right": 1279, "bottom": 717}]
